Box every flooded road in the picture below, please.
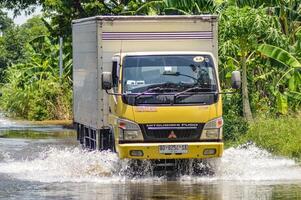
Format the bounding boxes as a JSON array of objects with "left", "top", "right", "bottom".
[{"left": 1, "top": 115, "right": 301, "bottom": 200}]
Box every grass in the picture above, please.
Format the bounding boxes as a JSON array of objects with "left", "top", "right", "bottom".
[{"left": 227, "top": 115, "right": 301, "bottom": 160}]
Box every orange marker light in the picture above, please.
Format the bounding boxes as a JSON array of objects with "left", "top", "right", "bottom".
[
  {"left": 118, "top": 122, "right": 126, "bottom": 129},
  {"left": 217, "top": 118, "right": 223, "bottom": 128}
]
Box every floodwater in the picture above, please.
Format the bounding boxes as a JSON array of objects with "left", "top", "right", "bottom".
[{"left": 0, "top": 115, "right": 301, "bottom": 200}]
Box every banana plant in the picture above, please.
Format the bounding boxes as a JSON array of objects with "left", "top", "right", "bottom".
[{"left": 258, "top": 43, "right": 301, "bottom": 114}]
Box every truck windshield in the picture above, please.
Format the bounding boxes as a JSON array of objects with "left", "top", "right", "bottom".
[{"left": 122, "top": 55, "right": 218, "bottom": 105}]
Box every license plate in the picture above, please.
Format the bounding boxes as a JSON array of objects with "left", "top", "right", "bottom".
[{"left": 159, "top": 145, "right": 188, "bottom": 154}]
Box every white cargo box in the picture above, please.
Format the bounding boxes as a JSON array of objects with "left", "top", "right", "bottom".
[{"left": 72, "top": 15, "right": 218, "bottom": 129}]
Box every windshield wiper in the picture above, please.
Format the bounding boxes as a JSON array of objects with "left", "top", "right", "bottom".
[
  {"left": 178, "top": 86, "right": 215, "bottom": 93},
  {"left": 134, "top": 82, "right": 179, "bottom": 99},
  {"left": 175, "top": 86, "right": 216, "bottom": 96},
  {"left": 132, "top": 82, "right": 183, "bottom": 105},
  {"left": 172, "top": 86, "right": 217, "bottom": 104},
  {"left": 162, "top": 71, "right": 199, "bottom": 83}
]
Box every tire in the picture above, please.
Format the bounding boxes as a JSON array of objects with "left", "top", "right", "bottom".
[{"left": 108, "top": 130, "right": 116, "bottom": 153}]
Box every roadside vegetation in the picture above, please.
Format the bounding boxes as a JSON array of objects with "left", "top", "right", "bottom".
[
  {"left": 226, "top": 115, "right": 301, "bottom": 161},
  {"left": 0, "top": 1, "right": 300, "bottom": 157},
  {"left": 0, "top": 16, "right": 72, "bottom": 120}
]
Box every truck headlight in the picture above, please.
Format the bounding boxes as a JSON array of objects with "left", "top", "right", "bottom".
[
  {"left": 201, "top": 117, "right": 223, "bottom": 140},
  {"left": 117, "top": 118, "right": 143, "bottom": 141}
]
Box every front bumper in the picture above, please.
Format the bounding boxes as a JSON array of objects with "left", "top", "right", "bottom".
[{"left": 117, "top": 142, "right": 224, "bottom": 159}]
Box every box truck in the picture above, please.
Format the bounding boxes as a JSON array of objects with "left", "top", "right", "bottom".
[{"left": 72, "top": 16, "right": 240, "bottom": 164}]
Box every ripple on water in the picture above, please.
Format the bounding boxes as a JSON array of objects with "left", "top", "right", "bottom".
[{"left": 0, "top": 144, "right": 300, "bottom": 183}]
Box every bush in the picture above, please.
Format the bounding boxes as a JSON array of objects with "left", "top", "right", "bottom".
[
  {"left": 222, "top": 92, "right": 249, "bottom": 141},
  {"left": 0, "top": 35, "right": 72, "bottom": 121},
  {"left": 239, "top": 116, "right": 301, "bottom": 159},
  {"left": 0, "top": 63, "right": 72, "bottom": 120},
  {"left": 223, "top": 113, "right": 249, "bottom": 141}
]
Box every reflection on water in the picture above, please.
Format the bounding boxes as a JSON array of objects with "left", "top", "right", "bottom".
[
  {"left": 0, "top": 115, "right": 301, "bottom": 199},
  {"left": 0, "top": 113, "right": 74, "bottom": 138},
  {"left": 0, "top": 176, "right": 301, "bottom": 200},
  {"left": 0, "top": 129, "right": 76, "bottom": 139}
]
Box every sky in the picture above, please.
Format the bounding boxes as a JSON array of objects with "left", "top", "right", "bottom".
[{"left": 6, "top": 6, "right": 42, "bottom": 25}]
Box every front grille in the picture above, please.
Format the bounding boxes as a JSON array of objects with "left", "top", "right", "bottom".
[{"left": 140, "top": 123, "right": 204, "bottom": 142}]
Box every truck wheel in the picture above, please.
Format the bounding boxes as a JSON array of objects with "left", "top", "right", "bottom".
[
  {"left": 99, "top": 129, "right": 116, "bottom": 152},
  {"left": 108, "top": 130, "right": 116, "bottom": 153}
]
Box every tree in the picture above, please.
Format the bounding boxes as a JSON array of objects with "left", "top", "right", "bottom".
[
  {"left": 219, "top": 6, "right": 286, "bottom": 121},
  {"left": 0, "top": 34, "right": 72, "bottom": 120},
  {"left": 228, "top": 0, "right": 301, "bottom": 43},
  {"left": 0, "top": 9, "right": 13, "bottom": 32},
  {"left": 0, "top": 16, "right": 49, "bottom": 82},
  {"left": 0, "top": 0, "right": 147, "bottom": 39}
]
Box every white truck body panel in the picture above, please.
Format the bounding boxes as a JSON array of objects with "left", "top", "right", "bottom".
[{"left": 72, "top": 16, "right": 218, "bottom": 129}]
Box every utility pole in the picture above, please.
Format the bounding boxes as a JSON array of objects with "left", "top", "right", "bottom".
[{"left": 59, "top": 36, "right": 63, "bottom": 79}]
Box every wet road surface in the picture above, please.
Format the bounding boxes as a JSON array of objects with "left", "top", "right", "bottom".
[{"left": 0, "top": 115, "right": 301, "bottom": 200}]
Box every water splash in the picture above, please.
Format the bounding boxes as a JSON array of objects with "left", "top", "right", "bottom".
[
  {"left": 0, "top": 151, "right": 14, "bottom": 162},
  {"left": 0, "top": 144, "right": 300, "bottom": 183},
  {"left": 181, "top": 144, "right": 301, "bottom": 182},
  {"left": 214, "top": 144, "right": 301, "bottom": 181},
  {"left": 0, "top": 147, "right": 159, "bottom": 183},
  {"left": 0, "top": 147, "right": 118, "bottom": 182},
  {"left": 0, "top": 113, "right": 15, "bottom": 128}
]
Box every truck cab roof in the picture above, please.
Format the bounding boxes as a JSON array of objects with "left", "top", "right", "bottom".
[
  {"left": 113, "top": 51, "right": 215, "bottom": 58},
  {"left": 113, "top": 51, "right": 217, "bottom": 66}
]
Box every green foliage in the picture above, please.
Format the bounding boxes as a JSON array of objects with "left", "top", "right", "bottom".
[
  {"left": 258, "top": 44, "right": 301, "bottom": 68},
  {"left": 258, "top": 44, "right": 301, "bottom": 114},
  {"left": 0, "top": 9, "right": 13, "bottom": 31},
  {"left": 0, "top": 0, "right": 300, "bottom": 122},
  {"left": 20, "top": 16, "right": 49, "bottom": 40},
  {"left": 230, "top": 0, "right": 301, "bottom": 42},
  {"left": 0, "top": 35, "right": 72, "bottom": 120},
  {"left": 135, "top": 0, "right": 218, "bottom": 15},
  {"left": 236, "top": 116, "right": 301, "bottom": 160},
  {"left": 0, "top": 27, "right": 26, "bottom": 81},
  {"left": 223, "top": 114, "right": 249, "bottom": 141},
  {"left": 0, "top": 0, "right": 38, "bottom": 13},
  {"left": 220, "top": 7, "right": 271, "bottom": 52},
  {"left": 219, "top": 6, "right": 284, "bottom": 120},
  {"left": 222, "top": 93, "right": 249, "bottom": 141},
  {"left": 276, "top": 92, "right": 288, "bottom": 114},
  {"left": 219, "top": 6, "right": 288, "bottom": 61},
  {"left": 0, "top": 16, "right": 49, "bottom": 82}
]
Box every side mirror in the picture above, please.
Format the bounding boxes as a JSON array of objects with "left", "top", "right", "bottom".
[
  {"left": 102, "top": 72, "right": 112, "bottom": 90},
  {"left": 231, "top": 71, "right": 241, "bottom": 89}
]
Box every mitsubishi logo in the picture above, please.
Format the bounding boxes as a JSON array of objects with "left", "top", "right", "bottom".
[{"left": 168, "top": 131, "right": 177, "bottom": 139}]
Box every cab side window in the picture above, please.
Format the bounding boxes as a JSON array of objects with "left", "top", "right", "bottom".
[{"left": 112, "top": 61, "right": 118, "bottom": 92}]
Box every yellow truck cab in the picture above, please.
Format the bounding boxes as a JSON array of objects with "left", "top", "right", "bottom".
[
  {"left": 72, "top": 16, "right": 241, "bottom": 164},
  {"left": 109, "top": 51, "right": 223, "bottom": 159}
]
